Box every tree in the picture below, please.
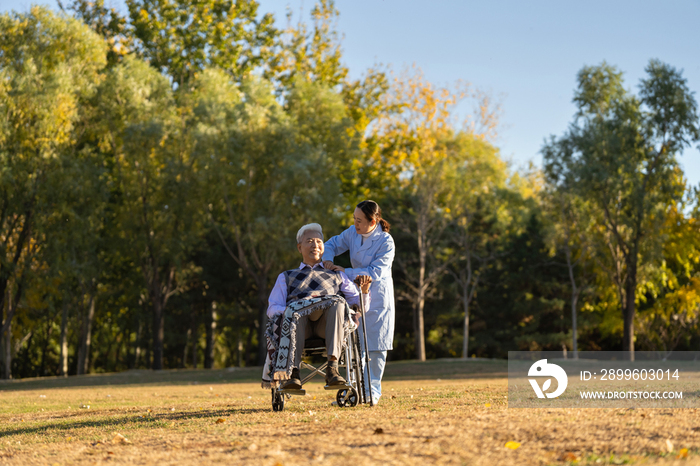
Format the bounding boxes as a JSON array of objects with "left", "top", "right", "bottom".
[
  {"left": 0, "top": 7, "right": 107, "bottom": 378},
  {"left": 93, "top": 56, "right": 205, "bottom": 370},
  {"left": 59, "top": 0, "right": 133, "bottom": 66},
  {"left": 542, "top": 60, "right": 699, "bottom": 358},
  {"left": 196, "top": 69, "right": 356, "bottom": 363},
  {"left": 366, "top": 68, "right": 499, "bottom": 360},
  {"left": 126, "top": 0, "right": 277, "bottom": 88},
  {"left": 444, "top": 134, "right": 509, "bottom": 358},
  {"left": 635, "top": 189, "right": 700, "bottom": 355},
  {"left": 541, "top": 180, "right": 597, "bottom": 359},
  {"left": 269, "top": 0, "right": 347, "bottom": 90}
]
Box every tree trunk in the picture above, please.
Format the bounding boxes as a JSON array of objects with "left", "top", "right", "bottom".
[
  {"left": 414, "top": 241, "right": 427, "bottom": 361},
  {"left": 2, "top": 318, "right": 11, "bottom": 380},
  {"left": 182, "top": 328, "right": 191, "bottom": 368},
  {"left": 257, "top": 286, "right": 268, "bottom": 366},
  {"left": 462, "top": 282, "right": 470, "bottom": 359},
  {"left": 245, "top": 324, "right": 255, "bottom": 366},
  {"left": 565, "top": 246, "right": 580, "bottom": 360},
  {"left": 152, "top": 298, "right": 165, "bottom": 370},
  {"left": 571, "top": 291, "right": 579, "bottom": 359},
  {"left": 237, "top": 333, "right": 243, "bottom": 367},
  {"left": 623, "top": 269, "right": 637, "bottom": 361},
  {"left": 77, "top": 295, "right": 96, "bottom": 375},
  {"left": 414, "top": 288, "right": 426, "bottom": 361},
  {"left": 60, "top": 299, "right": 69, "bottom": 376},
  {"left": 1, "top": 283, "right": 23, "bottom": 380},
  {"left": 190, "top": 314, "right": 198, "bottom": 369},
  {"left": 39, "top": 314, "right": 52, "bottom": 376},
  {"left": 204, "top": 302, "right": 217, "bottom": 369},
  {"left": 132, "top": 319, "right": 143, "bottom": 369}
]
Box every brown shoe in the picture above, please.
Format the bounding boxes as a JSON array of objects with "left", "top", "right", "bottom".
[
  {"left": 325, "top": 365, "right": 346, "bottom": 387},
  {"left": 282, "top": 368, "right": 302, "bottom": 390}
]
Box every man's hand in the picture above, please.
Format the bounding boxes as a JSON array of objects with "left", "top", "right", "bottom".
[{"left": 354, "top": 275, "right": 372, "bottom": 294}]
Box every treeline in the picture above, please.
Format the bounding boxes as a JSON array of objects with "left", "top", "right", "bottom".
[{"left": 1, "top": 1, "right": 699, "bottom": 379}]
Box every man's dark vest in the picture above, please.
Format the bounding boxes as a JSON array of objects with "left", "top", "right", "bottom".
[{"left": 283, "top": 266, "right": 344, "bottom": 304}]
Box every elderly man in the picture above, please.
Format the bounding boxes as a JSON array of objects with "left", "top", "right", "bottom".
[{"left": 267, "top": 223, "right": 371, "bottom": 390}]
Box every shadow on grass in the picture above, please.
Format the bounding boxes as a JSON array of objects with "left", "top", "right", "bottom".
[
  {"left": 0, "top": 367, "right": 264, "bottom": 392},
  {"left": 0, "top": 359, "right": 508, "bottom": 393},
  {"left": 0, "top": 406, "right": 272, "bottom": 437},
  {"left": 383, "top": 358, "right": 508, "bottom": 381}
]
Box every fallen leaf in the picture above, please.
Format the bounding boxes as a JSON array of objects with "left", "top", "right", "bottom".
[
  {"left": 560, "top": 452, "right": 577, "bottom": 461},
  {"left": 484, "top": 403, "right": 491, "bottom": 407},
  {"left": 374, "top": 428, "right": 384, "bottom": 434},
  {"left": 666, "top": 439, "right": 674, "bottom": 453},
  {"left": 215, "top": 418, "right": 225, "bottom": 424},
  {"left": 505, "top": 441, "right": 520, "bottom": 450},
  {"left": 677, "top": 448, "right": 688, "bottom": 459},
  {"left": 112, "top": 433, "right": 131, "bottom": 445}
]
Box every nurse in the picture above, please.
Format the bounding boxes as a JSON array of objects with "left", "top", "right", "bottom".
[{"left": 322, "top": 200, "right": 395, "bottom": 404}]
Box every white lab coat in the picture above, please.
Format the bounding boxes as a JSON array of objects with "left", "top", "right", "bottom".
[{"left": 323, "top": 224, "right": 395, "bottom": 351}]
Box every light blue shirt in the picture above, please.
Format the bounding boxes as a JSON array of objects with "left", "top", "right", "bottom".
[{"left": 323, "top": 224, "right": 395, "bottom": 351}]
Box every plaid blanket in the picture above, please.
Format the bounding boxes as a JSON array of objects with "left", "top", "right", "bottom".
[{"left": 261, "top": 295, "right": 356, "bottom": 389}]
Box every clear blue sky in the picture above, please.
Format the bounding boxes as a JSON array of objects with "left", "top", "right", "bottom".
[{"left": 3, "top": 0, "right": 699, "bottom": 186}]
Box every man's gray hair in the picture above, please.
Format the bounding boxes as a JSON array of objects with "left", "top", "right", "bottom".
[{"left": 296, "top": 223, "right": 324, "bottom": 243}]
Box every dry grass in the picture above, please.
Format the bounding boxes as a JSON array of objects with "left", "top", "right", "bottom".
[{"left": 0, "top": 359, "right": 699, "bottom": 465}]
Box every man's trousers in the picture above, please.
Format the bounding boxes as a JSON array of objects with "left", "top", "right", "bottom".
[{"left": 293, "top": 301, "right": 345, "bottom": 367}]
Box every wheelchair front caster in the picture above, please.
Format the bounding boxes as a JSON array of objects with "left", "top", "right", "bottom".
[
  {"left": 272, "top": 389, "right": 285, "bottom": 411},
  {"left": 336, "top": 387, "right": 358, "bottom": 408}
]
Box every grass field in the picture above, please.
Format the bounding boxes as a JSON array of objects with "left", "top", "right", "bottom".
[{"left": 0, "top": 359, "right": 698, "bottom": 465}]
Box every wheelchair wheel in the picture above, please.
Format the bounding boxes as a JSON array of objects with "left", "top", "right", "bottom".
[
  {"left": 336, "top": 387, "right": 358, "bottom": 408},
  {"left": 272, "top": 389, "right": 285, "bottom": 412}
]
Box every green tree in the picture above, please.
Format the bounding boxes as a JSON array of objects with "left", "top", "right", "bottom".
[
  {"left": 542, "top": 60, "right": 700, "bottom": 358},
  {"left": 366, "top": 68, "right": 499, "bottom": 360},
  {"left": 0, "top": 7, "right": 107, "bottom": 378},
  {"left": 59, "top": 0, "right": 133, "bottom": 66},
  {"left": 126, "top": 0, "right": 277, "bottom": 88},
  {"left": 444, "top": 134, "right": 509, "bottom": 359},
  {"left": 93, "top": 56, "right": 205, "bottom": 370},
  {"left": 195, "top": 69, "right": 356, "bottom": 363}
]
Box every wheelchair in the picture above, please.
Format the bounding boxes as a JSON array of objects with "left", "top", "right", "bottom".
[{"left": 271, "top": 328, "right": 368, "bottom": 411}]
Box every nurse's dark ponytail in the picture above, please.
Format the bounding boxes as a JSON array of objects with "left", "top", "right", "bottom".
[{"left": 357, "top": 200, "right": 391, "bottom": 234}]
